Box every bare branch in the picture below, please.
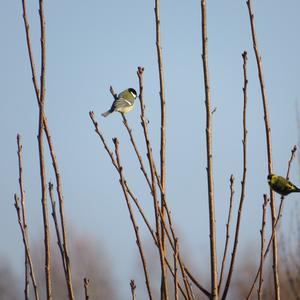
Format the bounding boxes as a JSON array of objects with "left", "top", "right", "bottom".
[
  {"left": 221, "top": 51, "right": 249, "bottom": 300},
  {"left": 219, "top": 175, "right": 235, "bottom": 292},
  {"left": 48, "top": 182, "right": 67, "bottom": 274},
  {"left": 14, "top": 195, "right": 40, "bottom": 300},
  {"left": 16, "top": 134, "right": 29, "bottom": 300},
  {"left": 246, "top": 1, "right": 280, "bottom": 297},
  {"left": 258, "top": 195, "right": 269, "bottom": 300},
  {"left": 113, "top": 138, "right": 154, "bottom": 300},
  {"left": 201, "top": 1, "right": 218, "bottom": 298}
]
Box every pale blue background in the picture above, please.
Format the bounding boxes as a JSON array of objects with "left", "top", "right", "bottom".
[{"left": 1, "top": 1, "right": 300, "bottom": 298}]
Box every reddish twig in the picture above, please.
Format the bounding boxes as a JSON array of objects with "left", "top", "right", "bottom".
[
  {"left": 219, "top": 175, "right": 235, "bottom": 292},
  {"left": 246, "top": 1, "right": 280, "bottom": 298},
  {"left": 221, "top": 51, "right": 249, "bottom": 300},
  {"left": 201, "top": 1, "right": 218, "bottom": 298}
]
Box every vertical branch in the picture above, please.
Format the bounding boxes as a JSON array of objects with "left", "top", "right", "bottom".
[
  {"left": 14, "top": 195, "right": 40, "bottom": 300},
  {"left": 221, "top": 51, "right": 249, "bottom": 300},
  {"left": 219, "top": 175, "right": 235, "bottom": 292},
  {"left": 246, "top": 2, "right": 280, "bottom": 298},
  {"left": 154, "top": 0, "right": 168, "bottom": 296},
  {"left": 113, "top": 138, "right": 154, "bottom": 300},
  {"left": 48, "top": 182, "right": 67, "bottom": 274},
  {"left": 44, "top": 127, "right": 75, "bottom": 300},
  {"left": 137, "top": 67, "right": 168, "bottom": 299},
  {"left": 130, "top": 280, "right": 137, "bottom": 300},
  {"left": 174, "top": 238, "right": 179, "bottom": 300},
  {"left": 84, "top": 278, "right": 90, "bottom": 300},
  {"left": 258, "top": 195, "right": 269, "bottom": 300},
  {"left": 200, "top": 1, "right": 218, "bottom": 299},
  {"left": 17, "top": 134, "right": 29, "bottom": 300},
  {"left": 21, "top": 1, "right": 74, "bottom": 298},
  {"left": 37, "top": 1, "right": 52, "bottom": 298}
]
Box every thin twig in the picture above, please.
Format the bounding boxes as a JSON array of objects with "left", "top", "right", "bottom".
[
  {"left": 125, "top": 182, "right": 191, "bottom": 300},
  {"left": 201, "top": 1, "right": 218, "bottom": 298},
  {"left": 247, "top": 146, "right": 297, "bottom": 298},
  {"left": 136, "top": 67, "right": 167, "bottom": 299},
  {"left": 48, "top": 182, "right": 67, "bottom": 274},
  {"left": 21, "top": 1, "right": 74, "bottom": 298},
  {"left": 221, "top": 51, "right": 249, "bottom": 300},
  {"left": 258, "top": 195, "right": 269, "bottom": 300},
  {"left": 219, "top": 175, "right": 235, "bottom": 293},
  {"left": 130, "top": 280, "right": 136, "bottom": 300},
  {"left": 246, "top": 1, "right": 280, "bottom": 298},
  {"left": 113, "top": 138, "right": 154, "bottom": 300},
  {"left": 174, "top": 238, "right": 179, "bottom": 300},
  {"left": 90, "top": 112, "right": 193, "bottom": 299},
  {"left": 44, "top": 125, "right": 74, "bottom": 300},
  {"left": 154, "top": 0, "right": 168, "bottom": 297},
  {"left": 84, "top": 278, "right": 90, "bottom": 300},
  {"left": 37, "top": 1, "right": 52, "bottom": 298},
  {"left": 14, "top": 195, "right": 40, "bottom": 300},
  {"left": 16, "top": 134, "right": 29, "bottom": 300}
]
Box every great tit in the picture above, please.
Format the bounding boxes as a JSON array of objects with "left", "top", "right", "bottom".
[
  {"left": 102, "top": 88, "right": 137, "bottom": 117},
  {"left": 267, "top": 174, "right": 300, "bottom": 196}
]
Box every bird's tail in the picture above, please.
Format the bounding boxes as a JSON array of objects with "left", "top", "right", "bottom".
[{"left": 101, "top": 110, "right": 112, "bottom": 117}]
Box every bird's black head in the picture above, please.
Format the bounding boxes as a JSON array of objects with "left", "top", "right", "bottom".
[{"left": 128, "top": 88, "right": 137, "bottom": 98}]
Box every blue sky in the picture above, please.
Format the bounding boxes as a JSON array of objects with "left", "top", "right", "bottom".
[{"left": 1, "top": 1, "right": 300, "bottom": 298}]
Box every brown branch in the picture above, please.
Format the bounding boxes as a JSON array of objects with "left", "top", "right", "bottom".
[
  {"left": 201, "top": 1, "right": 218, "bottom": 298},
  {"left": 21, "top": 1, "right": 74, "bottom": 298},
  {"left": 16, "top": 134, "right": 29, "bottom": 300},
  {"left": 174, "top": 238, "right": 179, "bottom": 300},
  {"left": 219, "top": 175, "right": 235, "bottom": 293},
  {"left": 14, "top": 195, "right": 40, "bottom": 300},
  {"left": 48, "top": 182, "right": 67, "bottom": 274},
  {"left": 136, "top": 67, "right": 168, "bottom": 299},
  {"left": 154, "top": 0, "right": 168, "bottom": 296},
  {"left": 258, "top": 195, "right": 269, "bottom": 300},
  {"left": 90, "top": 112, "right": 193, "bottom": 299},
  {"left": 125, "top": 183, "right": 191, "bottom": 300},
  {"left": 121, "top": 113, "right": 152, "bottom": 190},
  {"left": 247, "top": 146, "right": 297, "bottom": 299},
  {"left": 37, "top": 2, "right": 51, "bottom": 298},
  {"left": 221, "top": 51, "right": 249, "bottom": 300},
  {"left": 44, "top": 125, "right": 74, "bottom": 300},
  {"left": 246, "top": 1, "right": 280, "bottom": 298},
  {"left": 130, "top": 280, "right": 136, "bottom": 300},
  {"left": 113, "top": 138, "right": 154, "bottom": 300},
  {"left": 84, "top": 278, "right": 90, "bottom": 300}
]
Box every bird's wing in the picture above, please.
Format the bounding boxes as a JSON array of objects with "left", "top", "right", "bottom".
[{"left": 112, "top": 98, "right": 134, "bottom": 109}]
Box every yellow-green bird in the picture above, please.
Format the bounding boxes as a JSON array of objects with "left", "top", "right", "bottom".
[
  {"left": 267, "top": 174, "right": 300, "bottom": 196},
  {"left": 102, "top": 88, "right": 137, "bottom": 117}
]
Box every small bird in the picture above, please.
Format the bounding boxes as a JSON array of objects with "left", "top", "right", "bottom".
[
  {"left": 267, "top": 174, "right": 300, "bottom": 196},
  {"left": 102, "top": 88, "right": 137, "bottom": 117}
]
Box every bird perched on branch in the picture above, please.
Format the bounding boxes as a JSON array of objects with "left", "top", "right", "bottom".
[
  {"left": 102, "top": 88, "right": 137, "bottom": 117},
  {"left": 267, "top": 174, "right": 300, "bottom": 196}
]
